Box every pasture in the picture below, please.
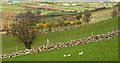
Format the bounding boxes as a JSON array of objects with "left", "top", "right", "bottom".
[
  {"left": 1, "top": 2, "right": 119, "bottom": 61},
  {"left": 2, "top": 16, "right": 118, "bottom": 54},
  {"left": 1, "top": 2, "right": 116, "bottom": 14},
  {"left": 3, "top": 36, "right": 118, "bottom": 61},
  {"left": 39, "top": 6, "right": 113, "bottom": 24},
  {"left": 1, "top": 5, "right": 59, "bottom": 15}
]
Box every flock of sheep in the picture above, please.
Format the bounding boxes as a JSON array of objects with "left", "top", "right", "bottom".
[
  {"left": 2, "top": 30, "right": 119, "bottom": 59},
  {"left": 63, "top": 51, "right": 84, "bottom": 57}
]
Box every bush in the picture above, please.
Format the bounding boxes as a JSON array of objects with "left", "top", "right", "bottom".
[
  {"left": 76, "top": 13, "right": 82, "bottom": 20},
  {"left": 74, "top": 20, "right": 82, "bottom": 25},
  {"left": 38, "top": 24, "right": 44, "bottom": 29},
  {"left": 42, "top": 23, "right": 49, "bottom": 28},
  {"left": 64, "top": 21, "right": 71, "bottom": 26}
]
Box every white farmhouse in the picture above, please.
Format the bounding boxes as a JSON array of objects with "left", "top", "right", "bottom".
[
  {"left": 38, "top": 3, "right": 46, "bottom": 6},
  {"left": 62, "top": 3, "right": 70, "bottom": 6},
  {"left": 71, "top": 4, "right": 77, "bottom": 6}
]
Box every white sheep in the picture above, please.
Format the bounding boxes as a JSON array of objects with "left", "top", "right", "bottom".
[
  {"left": 67, "top": 54, "right": 71, "bottom": 57},
  {"left": 63, "top": 54, "right": 67, "bottom": 57},
  {"left": 79, "top": 51, "right": 84, "bottom": 55}
]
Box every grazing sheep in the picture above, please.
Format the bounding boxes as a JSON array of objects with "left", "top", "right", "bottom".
[
  {"left": 79, "top": 51, "right": 83, "bottom": 55},
  {"left": 68, "top": 54, "right": 71, "bottom": 57},
  {"left": 64, "top": 54, "right": 67, "bottom": 57},
  {"left": 2, "top": 30, "right": 119, "bottom": 59}
]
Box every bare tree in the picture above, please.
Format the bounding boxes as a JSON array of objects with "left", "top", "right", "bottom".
[
  {"left": 11, "top": 10, "right": 37, "bottom": 49},
  {"left": 82, "top": 15, "right": 89, "bottom": 23},
  {"left": 111, "top": 9, "right": 118, "bottom": 18},
  {"left": 67, "top": 15, "right": 76, "bottom": 21},
  {"left": 116, "top": 2, "right": 120, "bottom": 12},
  {"left": 57, "top": 16, "right": 66, "bottom": 27},
  {"left": 34, "top": 9, "right": 41, "bottom": 23},
  {"left": 82, "top": 10, "right": 91, "bottom": 24},
  {"left": 84, "top": 10, "right": 91, "bottom": 18}
]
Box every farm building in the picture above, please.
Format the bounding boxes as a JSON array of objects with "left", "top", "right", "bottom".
[
  {"left": 71, "top": 4, "right": 77, "bottom": 6},
  {"left": 38, "top": 3, "right": 46, "bottom": 6},
  {"left": 62, "top": 3, "right": 70, "bottom": 6}
]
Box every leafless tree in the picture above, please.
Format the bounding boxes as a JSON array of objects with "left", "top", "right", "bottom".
[
  {"left": 111, "top": 9, "right": 118, "bottom": 18},
  {"left": 82, "top": 10, "right": 91, "bottom": 24},
  {"left": 11, "top": 10, "right": 37, "bottom": 49},
  {"left": 117, "top": 2, "right": 120, "bottom": 12}
]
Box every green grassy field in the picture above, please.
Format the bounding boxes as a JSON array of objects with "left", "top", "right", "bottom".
[
  {"left": 1, "top": 2, "right": 118, "bottom": 61},
  {"left": 1, "top": 5, "right": 24, "bottom": 12},
  {"left": 2, "top": 16, "right": 118, "bottom": 54},
  {"left": 40, "top": 7, "right": 112, "bottom": 24},
  {"left": 1, "top": 5, "right": 59, "bottom": 14},
  {"left": 3, "top": 36, "right": 118, "bottom": 61},
  {"left": 36, "top": 8, "right": 112, "bottom": 33},
  {"left": 1, "top": 2, "right": 115, "bottom": 13},
  {"left": 59, "top": 6, "right": 94, "bottom": 12},
  {"left": 39, "top": 17, "right": 59, "bottom": 23},
  {"left": 40, "top": 8, "right": 113, "bottom": 34}
]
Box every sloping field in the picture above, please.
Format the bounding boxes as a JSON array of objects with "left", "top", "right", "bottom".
[
  {"left": 2, "top": 17, "right": 118, "bottom": 54},
  {"left": 3, "top": 36, "right": 118, "bottom": 61}
]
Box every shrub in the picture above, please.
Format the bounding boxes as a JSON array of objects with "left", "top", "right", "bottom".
[
  {"left": 76, "top": 13, "right": 82, "bottom": 20},
  {"left": 74, "top": 20, "right": 82, "bottom": 24},
  {"left": 64, "top": 21, "right": 71, "bottom": 26},
  {"left": 42, "top": 23, "right": 49, "bottom": 28}
]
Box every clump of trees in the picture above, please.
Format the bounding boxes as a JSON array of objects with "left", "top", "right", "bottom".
[
  {"left": 11, "top": 10, "right": 38, "bottom": 49},
  {"left": 82, "top": 10, "right": 91, "bottom": 24}
]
